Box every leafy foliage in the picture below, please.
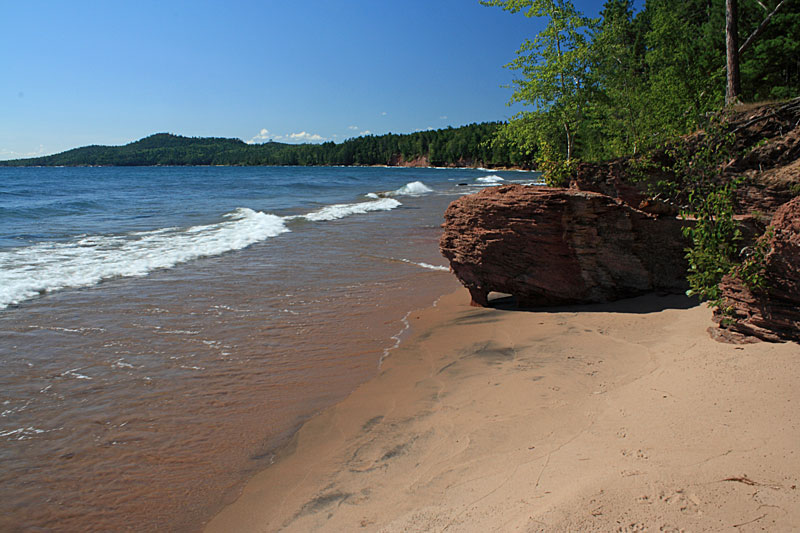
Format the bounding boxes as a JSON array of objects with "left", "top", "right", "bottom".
[
  {"left": 625, "top": 112, "right": 743, "bottom": 307},
  {"left": 734, "top": 226, "right": 774, "bottom": 292},
  {"left": 681, "top": 179, "right": 742, "bottom": 304}
]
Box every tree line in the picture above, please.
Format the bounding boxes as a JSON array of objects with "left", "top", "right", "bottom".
[{"left": 0, "top": 123, "right": 533, "bottom": 168}]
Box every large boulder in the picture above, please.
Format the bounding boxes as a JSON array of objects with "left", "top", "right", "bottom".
[
  {"left": 439, "top": 185, "right": 689, "bottom": 307},
  {"left": 713, "top": 196, "right": 800, "bottom": 343}
]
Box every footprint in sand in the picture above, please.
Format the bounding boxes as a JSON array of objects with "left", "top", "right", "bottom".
[
  {"left": 621, "top": 449, "right": 649, "bottom": 460},
  {"left": 659, "top": 489, "right": 701, "bottom": 514}
]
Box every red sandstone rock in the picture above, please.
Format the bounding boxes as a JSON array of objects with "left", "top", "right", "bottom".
[
  {"left": 714, "top": 196, "right": 800, "bottom": 343},
  {"left": 386, "top": 154, "right": 431, "bottom": 168},
  {"left": 439, "top": 185, "right": 689, "bottom": 307},
  {"left": 572, "top": 160, "right": 650, "bottom": 211}
]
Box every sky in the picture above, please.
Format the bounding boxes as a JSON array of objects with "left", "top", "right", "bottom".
[{"left": 1, "top": 0, "right": 627, "bottom": 160}]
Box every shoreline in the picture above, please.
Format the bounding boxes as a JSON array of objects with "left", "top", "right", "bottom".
[
  {"left": 0, "top": 163, "right": 536, "bottom": 171},
  {"left": 206, "top": 288, "right": 800, "bottom": 531}
]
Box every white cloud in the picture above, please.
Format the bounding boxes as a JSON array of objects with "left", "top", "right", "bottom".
[
  {"left": 247, "top": 128, "right": 276, "bottom": 144},
  {"left": 0, "top": 145, "right": 45, "bottom": 160},
  {"left": 247, "top": 128, "right": 328, "bottom": 144},
  {"left": 288, "top": 131, "right": 326, "bottom": 143},
  {"left": 413, "top": 126, "right": 435, "bottom": 132},
  {"left": 347, "top": 125, "right": 359, "bottom": 130},
  {"left": 439, "top": 115, "right": 448, "bottom": 120},
  {"left": 381, "top": 111, "right": 387, "bottom": 116},
  {"left": 359, "top": 130, "right": 372, "bottom": 136}
]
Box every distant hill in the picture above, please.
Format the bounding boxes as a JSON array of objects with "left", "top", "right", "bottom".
[{"left": 0, "top": 123, "right": 533, "bottom": 168}]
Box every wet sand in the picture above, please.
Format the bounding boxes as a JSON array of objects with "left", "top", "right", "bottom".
[
  {"left": 207, "top": 289, "right": 800, "bottom": 532},
  {"left": 0, "top": 195, "right": 460, "bottom": 532}
]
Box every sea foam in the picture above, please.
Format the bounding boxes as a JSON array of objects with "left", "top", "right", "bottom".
[
  {"left": 0, "top": 208, "right": 289, "bottom": 309},
  {"left": 390, "top": 181, "right": 433, "bottom": 196},
  {"left": 369, "top": 181, "right": 434, "bottom": 199},
  {"left": 398, "top": 258, "right": 450, "bottom": 272},
  {"left": 300, "top": 198, "right": 401, "bottom": 222},
  {"left": 476, "top": 175, "right": 505, "bottom": 184}
]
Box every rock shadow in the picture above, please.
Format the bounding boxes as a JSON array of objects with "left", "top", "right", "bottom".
[{"left": 486, "top": 292, "right": 698, "bottom": 315}]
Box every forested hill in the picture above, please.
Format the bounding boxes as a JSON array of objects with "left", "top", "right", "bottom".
[{"left": 0, "top": 123, "right": 531, "bottom": 168}]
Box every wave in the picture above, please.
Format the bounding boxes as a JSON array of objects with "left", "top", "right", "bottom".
[
  {"left": 1, "top": 191, "right": 413, "bottom": 308},
  {"left": 367, "top": 181, "right": 434, "bottom": 199},
  {"left": 398, "top": 258, "right": 450, "bottom": 272},
  {"left": 0, "top": 208, "right": 289, "bottom": 309},
  {"left": 476, "top": 175, "right": 505, "bottom": 184},
  {"left": 298, "top": 198, "right": 402, "bottom": 222},
  {"left": 390, "top": 181, "right": 433, "bottom": 196}
]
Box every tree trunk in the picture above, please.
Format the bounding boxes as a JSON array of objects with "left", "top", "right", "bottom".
[
  {"left": 555, "top": 33, "right": 573, "bottom": 161},
  {"left": 564, "top": 122, "right": 573, "bottom": 162},
  {"left": 726, "top": 0, "right": 742, "bottom": 105}
]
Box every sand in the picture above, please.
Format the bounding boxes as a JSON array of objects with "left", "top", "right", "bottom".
[{"left": 206, "top": 289, "right": 800, "bottom": 532}]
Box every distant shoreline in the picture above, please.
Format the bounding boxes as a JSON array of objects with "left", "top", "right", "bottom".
[
  {"left": 0, "top": 162, "right": 535, "bottom": 171},
  {"left": 0, "top": 125, "right": 535, "bottom": 169}
]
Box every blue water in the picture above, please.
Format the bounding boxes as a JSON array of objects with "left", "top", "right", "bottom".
[
  {"left": 0, "top": 166, "right": 539, "bottom": 309},
  {"left": 1, "top": 166, "right": 424, "bottom": 246}
]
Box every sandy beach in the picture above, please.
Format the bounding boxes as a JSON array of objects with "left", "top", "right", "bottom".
[{"left": 206, "top": 289, "right": 800, "bottom": 532}]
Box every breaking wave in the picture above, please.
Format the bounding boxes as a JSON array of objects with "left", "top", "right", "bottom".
[
  {"left": 390, "top": 181, "right": 433, "bottom": 196},
  {"left": 299, "top": 198, "right": 402, "bottom": 222},
  {"left": 367, "top": 181, "right": 434, "bottom": 199},
  {"left": 0, "top": 208, "right": 289, "bottom": 309},
  {"left": 476, "top": 175, "right": 505, "bottom": 184}
]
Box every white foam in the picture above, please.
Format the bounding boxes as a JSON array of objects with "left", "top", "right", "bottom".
[
  {"left": 60, "top": 368, "right": 92, "bottom": 380},
  {"left": 476, "top": 175, "right": 505, "bottom": 184},
  {"left": 390, "top": 181, "right": 433, "bottom": 196},
  {"left": 379, "top": 310, "right": 412, "bottom": 368},
  {"left": 0, "top": 427, "right": 46, "bottom": 439},
  {"left": 300, "top": 198, "right": 401, "bottom": 222},
  {"left": 399, "top": 258, "right": 450, "bottom": 272},
  {"left": 0, "top": 208, "right": 289, "bottom": 309},
  {"left": 369, "top": 181, "right": 434, "bottom": 199}
]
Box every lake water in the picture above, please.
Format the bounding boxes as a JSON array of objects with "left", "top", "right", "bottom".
[{"left": 0, "top": 165, "right": 540, "bottom": 531}]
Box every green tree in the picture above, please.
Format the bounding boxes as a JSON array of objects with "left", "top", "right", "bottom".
[
  {"left": 740, "top": 1, "right": 800, "bottom": 101},
  {"left": 482, "top": 0, "right": 597, "bottom": 179},
  {"left": 642, "top": 0, "right": 725, "bottom": 137},
  {"left": 584, "top": 0, "right": 649, "bottom": 158}
]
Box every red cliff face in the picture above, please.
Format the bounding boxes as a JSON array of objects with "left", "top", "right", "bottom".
[
  {"left": 386, "top": 154, "right": 431, "bottom": 167},
  {"left": 439, "top": 185, "right": 689, "bottom": 307},
  {"left": 714, "top": 196, "right": 800, "bottom": 343}
]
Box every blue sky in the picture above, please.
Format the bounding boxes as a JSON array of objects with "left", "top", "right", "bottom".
[{"left": 1, "top": 0, "right": 627, "bottom": 160}]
